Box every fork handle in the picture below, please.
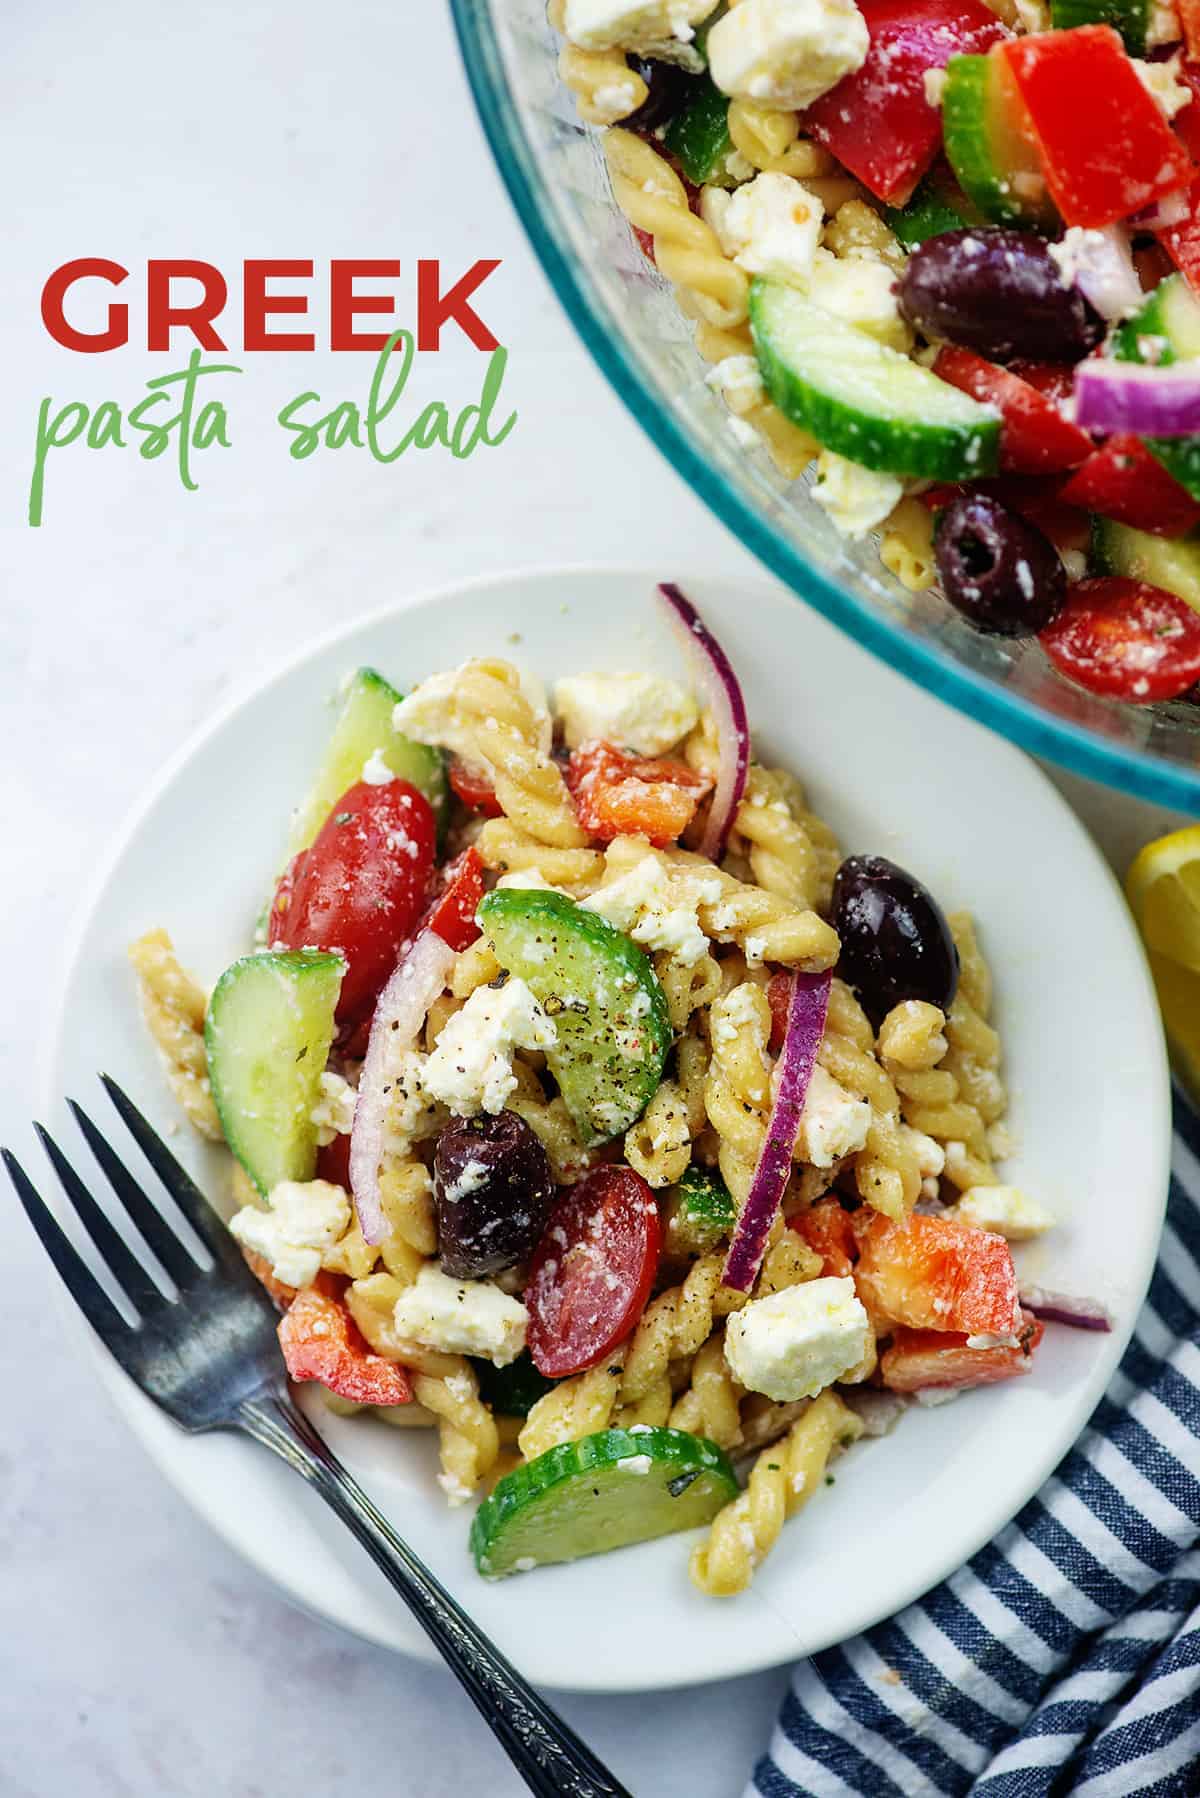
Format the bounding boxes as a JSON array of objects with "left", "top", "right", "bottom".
[{"left": 236, "top": 1391, "right": 632, "bottom": 1798}]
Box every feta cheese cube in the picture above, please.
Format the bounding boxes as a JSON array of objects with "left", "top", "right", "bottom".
[
  {"left": 707, "top": 0, "right": 868, "bottom": 110},
  {"left": 392, "top": 1265, "right": 528, "bottom": 1366},
  {"left": 421, "top": 975, "right": 557, "bottom": 1116},
  {"left": 563, "top": 0, "right": 718, "bottom": 53},
  {"left": 583, "top": 854, "right": 713, "bottom": 965},
  {"left": 229, "top": 1179, "right": 350, "bottom": 1289},
  {"left": 1134, "top": 54, "right": 1193, "bottom": 120},
  {"left": 309, "top": 1069, "right": 357, "bottom": 1147},
  {"left": 812, "top": 450, "right": 903, "bottom": 539},
  {"left": 806, "top": 248, "right": 911, "bottom": 351},
  {"left": 794, "top": 1064, "right": 870, "bottom": 1167},
  {"left": 721, "top": 172, "right": 824, "bottom": 288},
  {"left": 705, "top": 353, "right": 766, "bottom": 416},
  {"left": 724, "top": 1276, "right": 871, "bottom": 1401},
  {"left": 947, "top": 1185, "right": 1055, "bottom": 1241},
  {"left": 552, "top": 671, "right": 699, "bottom": 756}
]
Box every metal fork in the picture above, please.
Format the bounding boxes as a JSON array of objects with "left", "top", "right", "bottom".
[{"left": 4, "top": 1077, "right": 631, "bottom": 1798}]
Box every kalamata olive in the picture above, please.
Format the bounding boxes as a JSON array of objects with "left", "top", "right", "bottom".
[
  {"left": 433, "top": 1112, "right": 554, "bottom": 1280},
  {"left": 831, "top": 855, "right": 960, "bottom": 1029},
  {"left": 935, "top": 492, "right": 1067, "bottom": 637},
  {"left": 897, "top": 229, "right": 1105, "bottom": 365},
  {"left": 624, "top": 56, "right": 692, "bottom": 133}
]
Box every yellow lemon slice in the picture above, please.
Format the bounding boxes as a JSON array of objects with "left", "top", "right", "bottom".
[{"left": 1127, "top": 825, "right": 1200, "bottom": 1099}]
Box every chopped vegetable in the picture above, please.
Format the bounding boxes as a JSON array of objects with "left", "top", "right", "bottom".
[
  {"left": 425, "top": 846, "right": 485, "bottom": 953},
  {"left": 565, "top": 739, "right": 710, "bottom": 847},
  {"left": 932, "top": 346, "right": 1092, "bottom": 474},
  {"left": 880, "top": 1312, "right": 1044, "bottom": 1391},
  {"left": 278, "top": 1287, "right": 412, "bottom": 1404},
  {"left": 526, "top": 1166, "right": 661, "bottom": 1377},
  {"left": 1039, "top": 576, "right": 1200, "bottom": 700},
  {"left": 657, "top": 582, "right": 749, "bottom": 861},
  {"left": 723, "top": 969, "right": 832, "bottom": 1291},
  {"left": 1018, "top": 1284, "right": 1114, "bottom": 1329},
  {"left": 471, "top": 1427, "right": 739, "bottom": 1578},
  {"left": 1060, "top": 435, "right": 1200, "bottom": 536},
  {"left": 854, "top": 1210, "right": 1023, "bottom": 1336},
  {"left": 942, "top": 49, "right": 1058, "bottom": 230},
  {"left": 793, "top": 1198, "right": 858, "bottom": 1279},
  {"left": 663, "top": 1164, "right": 736, "bottom": 1260},
  {"left": 1074, "top": 360, "right": 1200, "bottom": 436}
]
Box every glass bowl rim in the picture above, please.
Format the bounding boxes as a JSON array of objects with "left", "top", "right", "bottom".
[{"left": 451, "top": 0, "right": 1200, "bottom": 816}]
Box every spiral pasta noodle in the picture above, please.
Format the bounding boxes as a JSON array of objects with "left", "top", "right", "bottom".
[
  {"left": 128, "top": 929, "right": 224, "bottom": 1142},
  {"left": 476, "top": 818, "right": 604, "bottom": 890},
  {"left": 624, "top": 1078, "right": 692, "bottom": 1188},
  {"left": 881, "top": 495, "right": 938, "bottom": 593},
  {"left": 705, "top": 981, "right": 773, "bottom": 1207},
  {"left": 689, "top": 1389, "right": 864, "bottom": 1595},
  {"left": 547, "top": 0, "right": 648, "bottom": 125},
  {"left": 605, "top": 128, "right": 750, "bottom": 329}
]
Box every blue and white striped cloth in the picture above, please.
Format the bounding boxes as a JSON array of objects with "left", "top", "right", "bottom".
[{"left": 752, "top": 1091, "right": 1200, "bottom": 1798}]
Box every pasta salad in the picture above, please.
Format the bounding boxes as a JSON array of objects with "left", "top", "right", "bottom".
[
  {"left": 129, "top": 585, "right": 1101, "bottom": 1596},
  {"left": 548, "top": 0, "right": 1200, "bottom": 707}
]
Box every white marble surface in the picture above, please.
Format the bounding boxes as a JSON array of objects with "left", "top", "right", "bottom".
[{"left": 0, "top": 4, "right": 1186, "bottom": 1796}]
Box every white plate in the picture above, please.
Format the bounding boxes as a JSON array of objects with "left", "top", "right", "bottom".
[{"left": 43, "top": 565, "right": 1170, "bottom": 1693}]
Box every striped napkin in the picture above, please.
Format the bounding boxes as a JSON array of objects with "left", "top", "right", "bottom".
[{"left": 751, "top": 1091, "right": 1200, "bottom": 1798}]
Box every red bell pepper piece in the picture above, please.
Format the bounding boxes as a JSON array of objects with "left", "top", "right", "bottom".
[
  {"left": 447, "top": 757, "right": 503, "bottom": 818},
  {"left": 565, "top": 741, "right": 711, "bottom": 846},
  {"left": 1001, "top": 28, "right": 1194, "bottom": 227},
  {"left": 278, "top": 1286, "right": 412, "bottom": 1405},
  {"left": 1059, "top": 433, "right": 1200, "bottom": 535},
  {"left": 426, "top": 845, "right": 485, "bottom": 952},
  {"left": 881, "top": 1312, "right": 1044, "bottom": 1391},
  {"left": 793, "top": 1199, "right": 858, "bottom": 1279},
  {"left": 854, "top": 1210, "right": 1022, "bottom": 1337},
  {"left": 801, "top": 0, "right": 1007, "bottom": 206},
  {"left": 1155, "top": 181, "right": 1200, "bottom": 296},
  {"left": 933, "top": 346, "right": 1093, "bottom": 474},
  {"left": 1180, "top": 8, "right": 1200, "bottom": 69}
]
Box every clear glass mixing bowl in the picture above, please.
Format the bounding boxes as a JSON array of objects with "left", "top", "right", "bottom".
[{"left": 451, "top": 0, "right": 1200, "bottom": 811}]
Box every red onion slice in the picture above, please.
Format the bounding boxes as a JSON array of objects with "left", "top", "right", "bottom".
[
  {"left": 657, "top": 582, "right": 749, "bottom": 861},
  {"left": 1019, "top": 1283, "right": 1113, "bottom": 1332},
  {"left": 349, "top": 926, "right": 456, "bottom": 1244},
  {"left": 1074, "top": 360, "right": 1200, "bottom": 436},
  {"left": 722, "top": 969, "right": 831, "bottom": 1292},
  {"left": 1132, "top": 190, "right": 1192, "bottom": 230}
]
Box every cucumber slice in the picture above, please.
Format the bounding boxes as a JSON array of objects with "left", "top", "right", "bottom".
[
  {"left": 750, "top": 279, "right": 1001, "bottom": 481},
  {"left": 470, "top": 1427, "right": 739, "bottom": 1577},
  {"left": 1114, "top": 275, "right": 1200, "bottom": 502},
  {"left": 663, "top": 77, "right": 733, "bottom": 187},
  {"left": 942, "top": 52, "right": 1058, "bottom": 232},
  {"left": 885, "top": 167, "right": 981, "bottom": 249},
  {"left": 205, "top": 950, "right": 344, "bottom": 1195},
  {"left": 663, "top": 1164, "right": 735, "bottom": 1259},
  {"left": 286, "top": 667, "right": 447, "bottom": 858},
  {"left": 473, "top": 1352, "right": 559, "bottom": 1418},
  {"left": 478, "top": 889, "right": 671, "bottom": 1146},
  {"left": 1091, "top": 517, "right": 1200, "bottom": 615},
  {"left": 1049, "top": 0, "right": 1147, "bottom": 52}
]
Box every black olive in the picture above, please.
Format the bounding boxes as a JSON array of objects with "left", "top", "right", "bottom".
[
  {"left": 935, "top": 492, "right": 1067, "bottom": 637},
  {"left": 897, "top": 228, "right": 1105, "bottom": 364},
  {"left": 831, "top": 855, "right": 960, "bottom": 1030},
  {"left": 433, "top": 1112, "right": 554, "bottom": 1280},
  {"left": 624, "top": 56, "right": 692, "bottom": 133}
]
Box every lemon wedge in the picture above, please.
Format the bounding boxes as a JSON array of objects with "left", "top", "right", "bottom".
[{"left": 1127, "top": 825, "right": 1200, "bottom": 1098}]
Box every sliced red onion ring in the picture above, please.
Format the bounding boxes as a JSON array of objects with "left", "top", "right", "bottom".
[
  {"left": 722, "top": 969, "right": 831, "bottom": 1292},
  {"left": 657, "top": 582, "right": 749, "bottom": 861},
  {"left": 349, "top": 926, "right": 456, "bottom": 1244},
  {"left": 1052, "top": 226, "right": 1142, "bottom": 324},
  {"left": 1019, "top": 1284, "right": 1113, "bottom": 1332},
  {"left": 841, "top": 1387, "right": 907, "bottom": 1437},
  {"left": 1074, "top": 359, "right": 1200, "bottom": 436}
]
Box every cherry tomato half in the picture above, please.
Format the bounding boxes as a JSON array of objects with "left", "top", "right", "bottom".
[
  {"left": 269, "top": 778, "right": 436, "bottom": 1035},
  {"left": 525, "top": 1165, "right": 661, "bottom": 1378},
  {"left": 448, "top": 756, "right": 503, "bottom": 817},
  {"left": 278, "top": 1287, "right": 412, "bottom": 1405},
  {"left": 1040, "top": 578, "right": 1200, "bottom": 703}
]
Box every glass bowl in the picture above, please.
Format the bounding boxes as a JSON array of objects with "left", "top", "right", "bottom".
[{"left": 451, "top": 0, "right": 1200, "bottom": 811}]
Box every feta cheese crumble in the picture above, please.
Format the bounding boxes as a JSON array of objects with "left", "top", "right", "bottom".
[
  {"left": 705, "top": 353, "right": 766, "bottom": 416},
  {"left": 229, "top": 1179, "right": 350, "bottom": 1289},
  {"left": 563, "top": 0, "right": 718, "bottom": 52},
  {"left": 720, "top": 172, "right": 824, "bottom": 288},
  {"left": 793, "top": 1064, "right": 871, "bottom": 1167},
  {"left": 361, "top": 747, "right": 395, "bottom": 786},
  {"left": 309, "top": 1070, "right": 358, "bottom": 1146},
  {"left": 583, "top": 854, "right": 717, "bottom": 965},
  {"left": 707, "top": 0, "right": 868, "bottom": 110},
  {"left": 1134, "top": 53, "right": 1193, "bottom": 120},
  {"left": 421, "top": 975, "right": 557, "bottom": 1115},
  {"left": 391, "top": 1265, "right": 528, "bottom": 1367},
  {"left": 393, "top": 663, "right": 551, "bottom": 775},
  {"left": 552, "top": 671, "right": 699, "bottom": 755},
  {"left": 947, "top": 1185, "right": 1055, "bottom": 1241},
  {"left": 724, "top": 1276, "right": 871, "bottom": 1402},
  {"left": 807, "top": 248, "right": 910, "bottom": 350},
  {"left": 812, "top": 450, "right": 904, "bottom": 539}
]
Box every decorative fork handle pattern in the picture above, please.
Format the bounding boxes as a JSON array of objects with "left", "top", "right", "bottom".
[{"left": 237, "top": 1391, "right": 633, "bottom": 1798}]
